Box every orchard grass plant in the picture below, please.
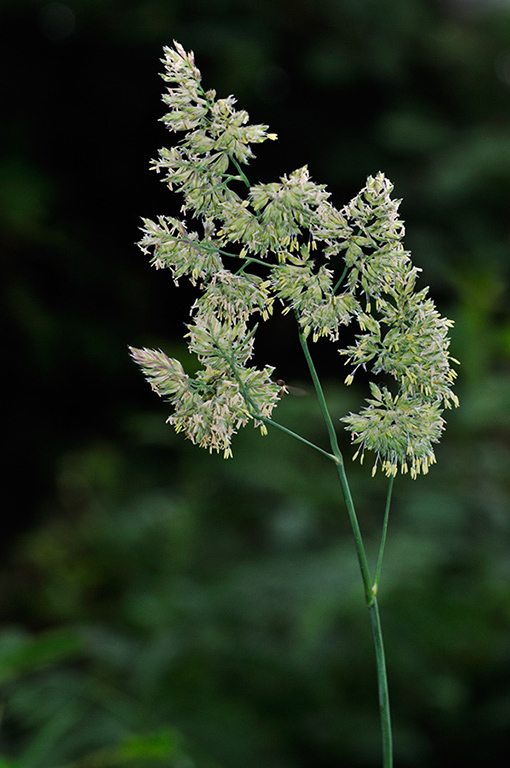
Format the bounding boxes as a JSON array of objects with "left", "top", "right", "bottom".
[{"left": 130, "top": 42, "right": 459, "bottom": 768}]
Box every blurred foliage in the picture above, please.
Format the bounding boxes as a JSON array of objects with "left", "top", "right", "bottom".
[{"left": 1, "top": 0, "right": 510, "bottom": 766}]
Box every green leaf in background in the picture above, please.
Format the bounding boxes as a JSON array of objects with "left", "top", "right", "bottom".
[
  {"left": 0, "top": 628, "right": 84, "bottom": 686},
  {"left": 0, "top": 757, "right": 23, "bottom": 768},
  {"left": 53, "top": 728, "right": 195, "bottom": 767}
]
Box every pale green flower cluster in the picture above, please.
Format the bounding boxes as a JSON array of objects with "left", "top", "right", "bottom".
[
  {"left": 129, "top": 317, "right": 279, "bottom": 459},
  {"left": 131, "top": 42, "right": 458, "bottom": 473},
  {"left": 338, "top": 175, "right": 458, "bottom": 477}
]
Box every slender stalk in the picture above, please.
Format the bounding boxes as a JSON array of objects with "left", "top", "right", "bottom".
[
  {"left": 264, "top": 418, "right": 339, "bottom": 463},
  {"left": 230, "top": 155, "right": 251, "bottom": 189},
  {"left": 298, "top": 331, "right": 373, "bottom": 602},
  {"left": 188, "top": 237, "right": 269, "bottom": 270},
  {"left": 215, "top": 326, "right": 394, "bottom": 767},
  {"left": 332, "top": 264, "right": 349, "bottom": 293},
  {"left": 297, "top": 331, "right": 343, "bottom": 458},
  {"left": 299, "top": 329, "right": 393, "bottom": 767},
  {"left": 334, "top": 460, "right": 374, "bottom": 607},
  {"left": 369, "top": 597, "right": 393, "bottom": 768},
  {"left": 209, "top": 334, "right": 338, "bottom": 463},
  {"left": 374, "top": 475, "right": 394, "bottom": 594}
]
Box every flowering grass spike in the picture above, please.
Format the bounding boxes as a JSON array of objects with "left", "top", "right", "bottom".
[
  {"left": 131, "top": 41, "right": 458, "bottom": 475},
  {"left": 130, "top": 42, "right": 459, "bottom": 768}
]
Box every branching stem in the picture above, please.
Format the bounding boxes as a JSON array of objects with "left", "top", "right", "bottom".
[
  {"left": 209, "top": 334, "right": 338, "bottom": 463},
  {"left": 298, "top": 328, "right": 393, "bottom": 767},
  {"left": 374, "top": 475, "right": 394, "bottom": 594}
]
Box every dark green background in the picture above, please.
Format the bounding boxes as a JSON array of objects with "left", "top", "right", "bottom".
[{"left": 1, "top": 1, "right": 510, "bottom": 766}]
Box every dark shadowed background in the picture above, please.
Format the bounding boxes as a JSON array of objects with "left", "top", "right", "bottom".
[{"left": 1, "top": 1, "right": 510, "bottom": 767}]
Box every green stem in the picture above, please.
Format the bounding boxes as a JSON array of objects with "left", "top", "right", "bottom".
[
  {"left": 298, "top": 329, "right": 393, "bottom": 768},
  {"left": 191, "top": 238, "right": 269, "bottom": 270},
  {"left": 297, "top": 331, "right": 343, "bottom": 458},
  {"left": 298, "top": 330, "right": 373, "bottom": 599},
  {"left": 213, "top": 326, "right": 393, "bottom": 767},
  {"left": 374, "top": 475, "right": 394, "bottom": 594},
  {"left": 334, "top": 460, "right": 374, "bottom": 607},
  {"left": 333, "top": 264, "right": 349, "bottom": 293},
  {"left": 209, "top": 335, "right": 338, "bottom": 464},
  {"left": 369, "top": 597, "right": 393, "bottom": 768},
  {"left": 264, "top": 417, "right": 338, "bottom": 463},
  {"left": 230, "top": 156, "right": 251, "bottom": 189}
]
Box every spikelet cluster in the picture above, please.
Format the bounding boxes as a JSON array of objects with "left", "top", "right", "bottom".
[{"left": 131, "top": 43, "right": 458, "bottom": 470}]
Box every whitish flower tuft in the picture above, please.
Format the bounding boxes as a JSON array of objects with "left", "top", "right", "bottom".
[
  {"left": 337, "top": 174, "right": 458, "bottom": 477},
  {"left": 128, "top": 347, "right": 190, "bottom": 398},
  {"left": 341, "top": 384, "right": 445, "bottom": 479},
  {"left": 131, "top": 43, "right": 458, "bottom": 468}
]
